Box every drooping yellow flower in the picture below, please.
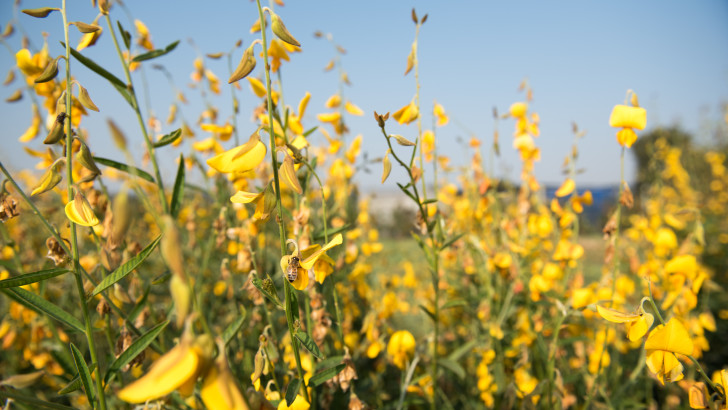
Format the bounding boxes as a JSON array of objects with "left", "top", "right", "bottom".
[
  {"left": 64, "top": 193, "right": 99, "bottom": 227},
  {"left": 644, "top": 318, "right": 694, "bottom": 385},
  {"left": 206, "top": 133, "right": 266, "bottom": 174},
  {"left": 118, "top": 332, "right": 213, "bottom": 403},
  {"left": 434, "top": 102, "right": 449, "bottom": 126},
  {"left": 387, "top": 330, "right": 415, "bottom": 369},
  {"left": 134, "top": 19, "right": 154, "bottom": 51},
  {"left": 201, "top": 339, "right": 249, "bottom": 410},
  {"left": 610, "top": 102, "right": 646, "bottom": 148},
  {"left": 392, "top": 101, "right": 419, "bottom": 125},
  {"left": 201, "top": 122, "right": 234, "bottom": 142}
]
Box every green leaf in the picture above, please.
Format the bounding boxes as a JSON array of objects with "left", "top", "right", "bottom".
[
  {"left": 315, "top": 355, "right": 344, "bottom": 371},
  {"left": 447, "top": 339, "right": 477, "bottom": 362},
  {"left": 439, "top": 233, "right": 464, "bottom": 251},
  {"left": 294, "top": 330, "right": 323, "bottom": 359},
  {"left": 0, "top": 268, "right": 70, "bottom": 289},
  {"left": 91, "top": 235, "right": 161, "bottom": 296},
  {"left": 285, "top": 378, "right": 301, "bottom": 406},
  {"left": 117, "top": 20, "right": 131, "bottom": 49},
  {"left": 170, "top": 154, "right": 185, "bottom": 217},
  {"left": 251, "top": 277, "right": 282, "bottom": 308},
  {"left": 396, "top": 182, "right": 417, "bottom": 202},
  {"left": 438, "top": 358, "right": 465, "bottom": 380},
  {"left": 0, "top": 390, "right": 75, "bottom": 409},
  {"left": 302, "top": 126, "right": 318, "bottom": 137},
  {"left": 93, "top": 156, "right": 155, "bottom": 183},
  {"left": 133, "top": 40, "right": 180, "bottom": 62},
  {"left": 104, "top": 320, "right": 169, "bottom": 384},
  {"left": 1, "top": 288, "right": 84, "bottom": 333},
  {"left": 152, "top": 128, "right": 182, "bottom": 148},
  {"left": 419, "top": 304, "right": 435, "bottom": 322},
  {"left": 309, "top": 363, "right": 346, "bottom": 387},
  {"left": 222, "top": 307, "right": 246, "bottom": 346},
  {"left": 57, "top": 363, "right": 97, "bottom": 395},
  {"left": 69, "top": 343, "right": 95, "bottom": 405},
  {"left": 65, "top": 44, "right": 135, "bottom": 108},
  {"left": 421, "top": 198, "right": 438, "bottom": 205},
  {"left": 441, "top": 299, "right": 467, "bottom": 310}
]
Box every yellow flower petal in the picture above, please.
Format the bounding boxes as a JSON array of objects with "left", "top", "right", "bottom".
[
  {"left": 645, "top": 318, "right": 694, "bottom": 356},
  {"left": 279, "top": 156, "right": 302, "bottom": 195},
  {"left": 325, "top": 94, "right": 341, "bottom": 108},
  {"left": 609, "top": 105, "right": 646, "bottom": 130},
  {"left": 206, "top": 135, "right": 266, "bottom": 174},
  {"left": 596, "top": 305, "right": 641, "bottom": 324},
  {"left": 555, "top": 178, "right": 575, "bottom": 197},
  {"left": 248, "top": 77, "right": 267, "bottom": 98},
  {"left": 344, "top": 101, "right": 363, "bottom": 116},
  {"left": 627, "top": 313, "right": 654, "bottom": 342},
  {"left": 298, "top": 92, "right": 311, "bottom": 119},
  {"left": 616, "top": 128, "right": 638, "bottom": 148},
  {"left": 509, "top": 102, "right": 528, "bottom": 118},
  {"left": 64, "top": 194, "right": 99, "bottom": 227},
  {"left": 299, "top": 233, "right": 343, "bottom": 270},
  {"left": 230, "top": 190, "right": 263, "bottom": 204},
  {"left": 277, "top": 395, "right": 310, "bottom": 410},
  {"left": 118, "top": 343, "right": 199, "bottom": 403}
]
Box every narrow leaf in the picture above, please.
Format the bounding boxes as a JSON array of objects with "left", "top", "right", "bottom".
[
  {"left": 170, "top": 154, "right": 185, "bottom": 217},
  {"left": 104, "top": 320, "right": 169, "bottom": 383},
  {"left": 441, "top": 299, "right": 467, "bottom": 310},
  {"left": 0, "top": 390, "right": 75, "bottom": 410},
  {"left": 133, "top": 40, "right": 180, "bottom": 62},
  {"left": 93, "top": 156, "right": 155, "bottom": 183},
  {"left": 438, "top": 358, "right": 465, "bottom": 380},
  {"left": 309, "top": 363, "right": 346, "bottom": 387},
  {"left": 0, "top": 268, "right": 70, "bottom": 289},
  {"left": 302, "top": 126, "right": 318, "bottom": 137},
  {"left": 396, "top": 183, "right": 417, "bottom": 203},
  {"left": 2, "top": 288, "right": 84, "bottom": 332},
  {"left": 117, "top": 21, "right": 131, "bottom": 49},
  {"left": 222, "top": 307, "right": 247, "bottom": 346},
  {"left": 91, "top": 235, "right": 161, "bottom": 296},
  {"left": 295, "top": 330, "right": 323, "bottom": 359},
  {"left": 421, "top": 198, "right": 438, "bottom": 205},
  {"left": 315, "top": 356, "right": 344, "bottom": 371},
  {"left": 251, "top": 277, "right": 282, "bottom": 308},
  {"left": 285, "top": 378, "right": 302, "bottom": 406},
  {"left": 69, "top": 343, "right": 95, "bottom": 405},
  {"left": 65, "top": 44, "right": 135, "bottom": 108},
  {"left": 439, "top": 233, "right": 464, "bottom": 251},
  {"left": 152, "top": 128, "right": 182, "bottom": 148},
  {"left": 419, "top": 304, "right": 436, "bottom": 322},
  {"left": 447, "top": 339, "right": 477, "bottom": 362}
]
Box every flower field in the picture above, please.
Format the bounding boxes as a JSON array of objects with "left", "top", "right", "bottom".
[{"left": 1, "top": 1, "right": 727, "bottom": 409}]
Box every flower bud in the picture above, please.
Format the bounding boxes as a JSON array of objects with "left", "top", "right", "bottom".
[
  {"left": 43, "top": 113, "right": 67, "bottom": 145},
  {"left": 31, "top": 158, "right": 65, "bottom": 196},
  {"left": 35, "top": 55, "right": 62, "bottom": 83},
  {"left": 270, "top": 12, "right": 300, "bottom": 47},
  {"left": 228, "top": 43, "right": 256, "bottom": 84}
]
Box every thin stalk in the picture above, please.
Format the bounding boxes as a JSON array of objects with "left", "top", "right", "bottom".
[
  {"left": 103, "top": 13, "right": 169, "bottom": 215},
  {"left": 256, "top": 0, "right": 307, "bottom": 401},
  {"left": 61, "top": 2, "right": 106, "bottom": 408}
]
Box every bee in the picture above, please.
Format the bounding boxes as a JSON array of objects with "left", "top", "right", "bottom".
[{"left": 286, "top": 256, "right": 300, "bottom": 283}]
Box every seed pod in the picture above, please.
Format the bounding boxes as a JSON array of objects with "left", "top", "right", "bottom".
[
  {"left": 43, "top": 113, "right": 67, "bottom": 145},
  {"left": 170, "top": 275, "right": 191, "bottom": 328},
  {"left": 71, "top": 21, "right": 102, "bottom": 33},
  {"left": 382, "top": 149, "right": 392, "bottom": 183},
  {"left": 31, "top": 159, "right": 65, "bottom": 196},
  {"left": 270, "top": 12, "right": 300, "bottom": 47},
  {"left": 161, "top": 215, "right": 186, "bottom": 279},
  {"left": 22, "top": 7, "right": 58, "bottom": 18},
  {"left": 78, "top": 140, "right": 101, "bottom": 176},
  {"left": 35, "top": 56, "right": 62, "bottom": 83},
  {"left": 228, "top": 43, "right": 256, "bottom": 84},
  {"left": 107, "top": 119, "right": 127, "bottom": 150},
  {"left": 391, "top": 134, "right": 416, "bottom": 147},
  {"left": 77, "top": 84, "right": 99, "bottom": 112}
]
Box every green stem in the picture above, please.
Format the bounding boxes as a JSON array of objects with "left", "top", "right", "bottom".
[
  {"left": 61, "top": 2, "right": 106, "bottom": 408},
  {"left": 103, "top": 13, "right": 169, "bottom": 215},
  {"left": 256, "top": 0, "right": 308, "bottom": 401}
]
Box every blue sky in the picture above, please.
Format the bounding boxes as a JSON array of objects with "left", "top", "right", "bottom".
[{"left": 1, "top": 0, "right": 727, "bottom": 192}]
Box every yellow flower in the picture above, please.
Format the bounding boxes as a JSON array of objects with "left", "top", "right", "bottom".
[
  {"left": 434, "top": 102, "right": 449, "bottom": 126},
  {"left": 387, "top": 330, "right": 415, "bottom": 369},
  {"left": 201, "top": 339, "right": 249, "bottom": 410},
  {"left": 555, "top": 178, "right": 575, "bottom": 197},
  {"left": 509, "top": 102, "right": 528, "bottom": 118},
  {"left": 392, "top": 101, "right": 419, "bottom": 125},
  {"left": 201, "top": 122, "right": 234, "bottom": 141},
  {"left": 277, "top": 395, "right": 310, "bottom": 410},
  {"left": 609, "top": 105, "right": 646, "bottom": 130},
  {"left": 644, "top": 318, "right": 694, "bottom": 385},
  {"left": 206, "top": 133, "right": 266, "bottom": 174},
  {"left": 65, "top": 193, "right": 100, "bottom": 227},
  {"left": 118, "top": 331, "right": 213, "bottom": 403},
  {"left": 596, "top": 305, "right": 654, "bottom": 342},
  {"left": 134, "top": 19, "right": 154, "bottom": 51},
  {"left": 610, "top": 103, "right": 646, "bottom": 148},
  {"left": 280, "top": 234, "right": 343, "bottom": 290},
  {"left": 344, "top": 101, "right": 363, "bottom": 116}
]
